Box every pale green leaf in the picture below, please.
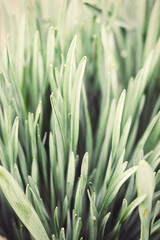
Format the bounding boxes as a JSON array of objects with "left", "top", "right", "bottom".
[
  {"left": 136, "top": 160, "right": 155, "bottom": 240},
  {"left": 0, "top": 166, "right": 50, "bottom": 240}
]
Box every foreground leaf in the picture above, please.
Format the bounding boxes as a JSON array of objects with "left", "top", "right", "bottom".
[
  {"left": 0, "top": 166, "right": 50, "bottom": 240},
  {"left": 120, "top": 194, "right": 146, "bottom": 223},
  {"left": 136, "top": 160, "right": 155, "bottom": 240}
]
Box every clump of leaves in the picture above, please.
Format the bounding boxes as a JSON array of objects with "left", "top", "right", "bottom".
[{"left": 0, "top": 0, "right": 160, "bottom": 240}]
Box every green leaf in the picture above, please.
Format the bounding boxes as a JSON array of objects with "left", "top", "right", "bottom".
[
  {"left": 18, "top": 143, "right": 28, "bottom": 183},
  {"left": 28, "top": 186, "right": 49, "bottom": 234},
  {"left": 63, "top": 35, "right": 77, "bottom": 117},
  {"left": 100, "top": 166, "right": 137, "bottom": 217},
  {"left": 32, "top": 30, "right": 41, "bottom": 106},
  {"left": 59, "top": 227, "right": 66, "bottom": 240},
  {"left": 111, "top": 150, "right": 126, "bottom": 183},
  {"left": 38, "top": 51, "right": 44, "bottom": 93},
  {"left": 82, "top": 84, "right": 93, "bottom": 156},
  {"left": 87, "top": 189, "right": 98, "bottom": 219},
  {"left": 49, "top": 131, "right": 56, "bottom": 171},
  {"left": 151, "top": 200, "right": 160, "bottom": 228},
  {"left": 50, "top": 94, "right": 65, "bottom": 148},
  {"left": 131, "top": 111, "right": 160, "bottom": 165},
  {"left": 54, "top": 207, "right": 60, "bottom": 236},
  {"left": 10, "top": 116, "right": 19, "bottom": 170},
  {"left": 71, "top": 56, "right": 87, "bottom": 152},
  {"left": 62, "top": 196, "right": 68, "bottom": 225},
  {"left": 81, "top": 152, "right": 89, "bottom": 191},
  {"left": 14, "top": 163, "right": 23, "bottom": 190},
  {"left": 84, "top": 1, "right": 102, "bottom": 13},
  {"left": 67, "top": 152, "right": 75, "bottom": 203},
  {"left": 116, "top": 115, "right": 132, "bottom": 160},
  {"left": 34, "top": 101, "right": 42, "bottom": 126},
  {"left": 74, "top": 153, "right": 89, "bottom": 215},
  {"left": 73, "top": 217, "right": 82, "bottom": 240},
  {"left": 95, "top": 99, "right": 116, "bottom": 187},
  {"left": 28, "top": 176, "right": 48, "bottom": 219},
  {"left": 0, "top": 166, "right": 50, "bottom": 240},
  {"left": 112, "top": 89, "right": 126, "bottom": 160},
  {"left": 120, "top": 195, "right": 146, "bottom": 223},
  {"left": 143, "top": 0, "right": 160, "bottom": 60},
  {"left": 98, "top": 212, "right": 111, "bottom": 240},
  {"left": 151, "top": 219, "right": 160, "bottom": 234},
  {"left": 50, "top": 94, "right": 65, "bottom": 196},
  {"left": 90, "top": 216, "right": 98, "bottom": 240},
  {"left": 46, "top": 27, "right": 55, "bottom": 68},
  {"left": 136, "top": 160, "right": 155, "bottom": 240}
]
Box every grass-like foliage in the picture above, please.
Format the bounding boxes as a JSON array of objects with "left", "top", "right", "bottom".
[{"left": 0, "top": 0, "right": 160, "bottom": 239}]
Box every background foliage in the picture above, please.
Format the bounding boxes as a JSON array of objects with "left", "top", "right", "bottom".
[{"left": 0, "top": 0, "right": 160, "bottom": 239}]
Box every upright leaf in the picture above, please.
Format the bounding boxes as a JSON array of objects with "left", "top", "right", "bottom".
[
  {"left": 0, "top": 166, "right": 50, "bottom": 240},
  {"left": 136, "top": 160, "right": 155, "bottom": 240}
]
